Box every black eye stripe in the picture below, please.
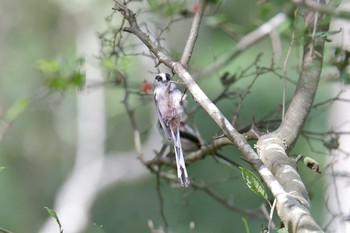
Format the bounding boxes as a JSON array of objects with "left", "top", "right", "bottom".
[
  {"left": 165, "top": 73, "right": 170, "bottom": 81},
  {"left": 155, "top": 73, "right": 171, "bottom": 82}
]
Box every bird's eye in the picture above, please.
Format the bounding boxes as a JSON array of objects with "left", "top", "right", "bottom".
[
  {"left": 165, "top": 73, "right": 171, "bottom": 81},
  {"left": 155, "top": 75, "right": 161, "bottom": 82}
]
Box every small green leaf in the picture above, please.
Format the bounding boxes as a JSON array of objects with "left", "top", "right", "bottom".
[
  {"left": 163, "top": 2, "right": 186, "bottom": 16},
  {"left": 242, "top": 217, "right": 250, "bottom": 233},
  {"left": 273, "top": 227, "right": 289, "bottom": 233},
  {"left": 118, "top": 56, "right": 133, "bottom": 72},
  {"left": 4, "top": 99, "right": 29, "bottom": 122},
  {"left": 147, "top": 0, "right": 159, "bottom": 10},
  {"left": 315, "top": 29, "right": 341, "bottom": 38},
  {"left": 37, "top": 60, "right": 61, "bottom": 75},
  {"left": 100, "top": 58, "right": 117, "bottom": 72},
  {"left": 240, "top": 167, "right": 269, "bottom": 202},
  {"left": 45, "top": 207, "right": 63, "bottom": 233},
  {"left": 0, "top": 167, "right": 5, "bottom": 173},
  {"left": 69, "top": 71, "right": 85, "bottom": 89}
]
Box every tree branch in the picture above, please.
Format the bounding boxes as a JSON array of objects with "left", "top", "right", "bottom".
[
  {"left": 194, "top": 12, "right": 287, "bottom": 79},
  {"left": 256, "top": 1, "right": 330, "bottom": 232},
  {"left": 180, "top": 2, "right": 206, "bottom": 68},
  {"left": 291, "top": 0, "right": 350, "bottom": 19},
  {"left": 114, "top": 1, "right": 326, "bottom": 232}
]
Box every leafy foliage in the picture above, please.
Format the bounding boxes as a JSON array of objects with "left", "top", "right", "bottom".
[{"left": 37, "top": 58, "right": 85, "bottom": 91}]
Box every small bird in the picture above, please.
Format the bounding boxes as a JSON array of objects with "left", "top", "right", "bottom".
[{"left": 153, "top": 73, "right": 189, "bottom": 187}]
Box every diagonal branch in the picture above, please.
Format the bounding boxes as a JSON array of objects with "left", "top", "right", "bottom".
[{"left": 194, "top": 12, "right": 287, "bottom": 79}]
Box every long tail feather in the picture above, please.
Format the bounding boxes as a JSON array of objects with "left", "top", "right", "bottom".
[{"left": 171, "top": 128, "right": 189, "bottom": 187}]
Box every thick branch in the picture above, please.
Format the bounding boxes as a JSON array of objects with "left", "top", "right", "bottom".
[
  {"left": 275, "top": 3, "right": 328, "bottom": 149},
  {"left": 256, "top": 1, "right": 329, "bottom": 232}
]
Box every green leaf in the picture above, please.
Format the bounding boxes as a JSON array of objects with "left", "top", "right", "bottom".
[
  {"left": 315, "top": 29, "right": 341, "bottom": 38},
  {"left": 242, "top": 217, "right": 250, "bottom": 233},
  {"left": 38, "top": 57, "right": 85, "bottom": 91},
  {"left": 240, "top": 167, "right": 269, "bottom": 202},
  {"left": 100, "top": 58, "right": 117, "bottom": 72},
  {"left": 0, "top": 167, "right": 5, "bottom": 173},
  {"left": 69, "top": 71, "right": 85, "bottom": 89},
  {"left": 147, "top": 0, "right": 159, "bottom": 10},
  {"left": 163, "top": 2, "right": 186, "bottom": 16},
  {"left": 4, "top": 98, "right": 29, "bottom": 122},
  {"left": 273, "top": 227, "right": 289, "bottom": 233},
  {"left": 37, "top": 60, "right": 61, "bottom": 75},
  {"left": 44, "top": 207, "right": 63, "bottom": 233}
]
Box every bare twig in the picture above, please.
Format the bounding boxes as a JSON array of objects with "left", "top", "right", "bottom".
[
  {"left": 194, "top": 13, "right": 287, "bottom": 79},
  {"left": 190, "top": 182, "right": 263, "bottom": 220},
  {"left": 180, "top": 2, "right": 206, "bottom": 68},
  {"left": 283, "top": 9, "right": 298, "bottom": 119},
  {"left": 156, "top": 170, "right": 169, "bottom": 231},
  {"left": 122, "top": 72, "right": 145, "bottom": 160}
]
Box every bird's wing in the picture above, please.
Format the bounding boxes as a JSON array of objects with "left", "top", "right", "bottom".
[{"left": 154, "top": 94, "right": 172, "bottom": 140}]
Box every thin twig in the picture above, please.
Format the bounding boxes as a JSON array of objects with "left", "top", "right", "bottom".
[
  {"left": 194, "top": 13, "right": 287, "bottom": 79},
  {"left": 0, "top": 227, "right": 13, "bottom": 233},
  {"left": 180, "top": 2, "right": 206, "bottom": 68},
  {"left": 190, "top": 182, "right": 263, "bottom": 220},
  {"left": 268, "top": 199, "right": 277, "bottom": 232},
  {"left": 283, "top": 8, "right": 298, "bottom": 119},
  {"left": 156, "top": 169, "right": 169, "bottom": 231}
]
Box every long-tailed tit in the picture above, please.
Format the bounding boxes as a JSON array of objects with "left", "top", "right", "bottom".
[{"left": 153, "top": 73, "right": 189, "bottom": 187}]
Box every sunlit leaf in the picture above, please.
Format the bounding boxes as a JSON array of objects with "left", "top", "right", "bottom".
[
  {"left": 242, "top": 217, "right": 250, "bottom": 233},
  {"left": 4, "top": 98, "right": 29, "bottom": 122},
  {"left": 240, "top": 167, "right": 269, "bottom": 202},
  {"left": 36, "top": 60, "right": 61, "bottom": 75},
  {"left": 44, "top": 207, "right": 63, "bottom": 233},
  {"left": 273, "top": 227, "right": 288, "bottom": 233},
  {"left": 38, "top": 58, "right": 85, "bottom": 91}
]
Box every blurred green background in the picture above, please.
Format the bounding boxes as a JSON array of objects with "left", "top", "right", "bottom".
[{"left": 0, "top": 0, "right": 329, "bottom": 232}]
